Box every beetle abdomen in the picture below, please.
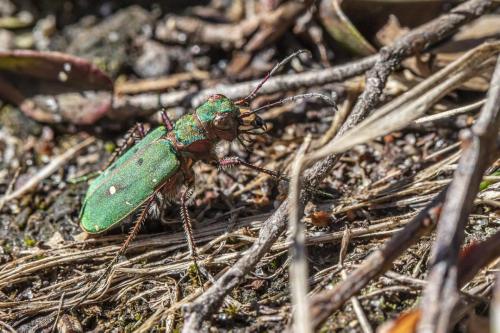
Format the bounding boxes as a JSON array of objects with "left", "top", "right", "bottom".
[{"left": 80, "top": 135, "right": 180, "bottom": 234}]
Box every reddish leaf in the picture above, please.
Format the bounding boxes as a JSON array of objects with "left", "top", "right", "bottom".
[
  {"left": 0, "top": 50, "right": 112, "bottom": 89},
  {"left": 379, "top": 310, "right": 420, "bottom": 333},
  {"left": 309, "top": 211, "right": 332, "bottom": 227},
  {"left": 0, "top": 50, "right": 112, "bottom": 125}
]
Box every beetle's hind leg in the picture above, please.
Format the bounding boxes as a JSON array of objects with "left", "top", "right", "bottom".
[
  {"left": 101, "top": 122, "right": 147, "bottom": 171},
  {"left": 71, "top": 190, "right": 157, "bottom": 308},
  {"left": 68, "top": 123, "right": 147, "bottom": 184}
]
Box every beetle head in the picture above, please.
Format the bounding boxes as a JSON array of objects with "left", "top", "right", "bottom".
[
  {"left": 196, "top": 94, "right": 266, "bottom": 145},
  {"left": 196, "top": 94, "right": 240, "bottom": 141}
]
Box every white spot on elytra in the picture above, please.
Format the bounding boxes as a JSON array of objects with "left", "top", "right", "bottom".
[
  {"left": 125, "top": 201, "right": 132, "bottom": 206},
  {"left": 109, "top": 186, "right": 116, "bottom": 195},
  {"left": 94, "top": 224, "right": 100, "bottom": 231},
  {"left": 152, "top": 178, "right": 157, "bottom": 183},
  {"left": 58, "top": 71, "right": 68, "bottom": 82}
]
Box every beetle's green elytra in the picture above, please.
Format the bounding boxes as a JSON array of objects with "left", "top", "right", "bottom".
[{"left": 80, "top": 137, "right": 180, "bottom": 234}]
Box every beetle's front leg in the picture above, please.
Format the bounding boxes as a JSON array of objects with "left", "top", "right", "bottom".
[
  {"left": 218, "top": 156, "right": 288, "bottom": 182},
  {"left": 101, "top": 122, "right": 147, "bottom": 170}
]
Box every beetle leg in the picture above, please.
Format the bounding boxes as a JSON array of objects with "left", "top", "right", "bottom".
[
  {"left": 219, "top": 156, "right": 287, "bottom": 182},
  {"left": 160, "top": 109, "right": 174, "bottom": 132},
  {"left": 218, "top": 156, "right": 334, "bottom": 199},
  {"left": 101, "top": 122, "right": 147, "bottom": 171},
  {"left": 180, "top": 186, "right": 204, "bottom": 287},
  {"left": 72, "top": 191, "right": 156, "bottom": 308},
  {"left": 68, "top": 123, "right": 148, "bottom": 184}
]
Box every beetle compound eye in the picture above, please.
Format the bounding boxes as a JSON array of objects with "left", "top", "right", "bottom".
[{"left": 252, "top": 116, "right": 266, "bottom": 130}]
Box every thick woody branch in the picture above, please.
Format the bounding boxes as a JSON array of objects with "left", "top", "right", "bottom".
[{"left": 417, "top": 54, "right": 500, "bottom": 333}]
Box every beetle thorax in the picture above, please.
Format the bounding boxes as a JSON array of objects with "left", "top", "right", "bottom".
[
  {"left": 172, "top": 114, "right": 213, "bottom": 159},
  {"left": 171, "top": 94, "right": 240, "bottom": 160}
]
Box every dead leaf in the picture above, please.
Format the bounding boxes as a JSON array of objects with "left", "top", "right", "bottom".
[
  {"left": 318, "top": 0, "right": 376, "bottom": 56},
  {"left": 0, "top": 50, "right": 112, "bottom": 124},
  {"left": 309, "top": 211, "right": 332, "bottom": 227},
  {"left": 378, "top": 310, "right": 420, "bottom": 333}
]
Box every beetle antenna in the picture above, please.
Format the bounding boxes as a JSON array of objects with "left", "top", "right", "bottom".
[
  {"left": 240, "top": 93, "right": 336, "bottom": 118},
  {"left": 235, "top": 49, "right": 310, "bottom": 106}
]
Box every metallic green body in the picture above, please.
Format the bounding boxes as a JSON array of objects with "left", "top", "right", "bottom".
[
  {"left": 174, "top": 114, "right": 206, "bottom": 146},
  {"left": 79, "top": 94, "right": 241, "bottom": 234},
  {"left": 195, "top": 96, "right": 238, "bottom": 123},
  {"left": 80, "top": 126, "right": 180, "bottom": 233}
]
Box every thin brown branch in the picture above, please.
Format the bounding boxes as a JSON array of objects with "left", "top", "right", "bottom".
[
  {"left": 457, "top": 230, "right": 500, "bottom": 288},
  {"left": 181, "top": 1, "right": 495, "bottom": 331},
  {"left": 417, "top": 54, "right": 500, "bottom": 333},
  {"left": 111, "top": 55, "right": 377, "bottom": 118},
  {"left": 380, "top": 228, "right": 500, "bottom": 332},
  {"left": 334, "top": 0, "right": 496, "bottom": 135}
]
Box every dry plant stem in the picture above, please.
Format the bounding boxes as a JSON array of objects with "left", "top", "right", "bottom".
[
  {"left": 191, "top": 57, "right": 375, "bottom": 107},
  {"left": 339, "top": 230, "right": 373, "bottom": 333},
  {"left": 334, "top": 0, "right": 495, "bottom": 135},
  {"left": 288, "top": 135, "right": 312, "bottom": 333},
  {"left": 113, "top": 55, "right": 378, "bottom": 114},
  {"left": 307, "top": 42, "right": 500, "bottom": 161},
  {"left": 380, "top": 228, "right": 500, "bottom": 331},
  {"left": 457, "top": 229, "right": 500, "bottom": 288},
  {"left": 50, "top": 292, "right": 64, "bottom": 333},
  {"left": 0, "top": 167, "right": 20, "bottom": 211},
  {"left": 181, "top": 1, "right": 494, "bottom": 332},
  {"left": 414, "top": 99, "right": 485, "bottom": 124},
  {"left": 315, "top": 98, "right": 353, "bottom": 148},
  {"left": 114, "top": 70, "right": 209, "bottom": 95},
  {"left": 0, "top": 321, "right": 16, "bottom": 333},
  {"left": 0, "top": 136, "right": 95, "bottom": 205},
  {"left": 309, "top": 189, "right": 447, "bottom": 330},
  {"left": 417, "top": 54, "right": 500, "bottom": 333},
  {"left": 341, "top": 271, "right": 373, "bottom": 333}
]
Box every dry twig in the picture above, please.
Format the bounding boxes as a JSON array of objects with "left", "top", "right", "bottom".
[
  {"left": 0, "top": 137, "right": 95, "bottom": 205},
  {"left": 309, "top": 189, "right": 446, "bottom": 329},
  {"left": 112, "top": 55, "right": 377, "bottom": 117},
  {"left": 288, "top": 134, "right": 312, "bottom": 333},
  {"left": 417, "top": 54, "right": 500, "bottom": 333}
]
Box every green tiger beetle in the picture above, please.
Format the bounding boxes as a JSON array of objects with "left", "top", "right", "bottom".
[{"left": 72, "top": 50, "right": 335, "bottom": 306}]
